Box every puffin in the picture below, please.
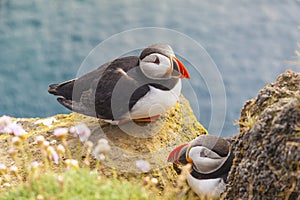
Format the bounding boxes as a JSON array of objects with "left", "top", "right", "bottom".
[
  {"left": 167, "top": 135, "right": 234, "bottom": 199},
  {"left": 48, "top": 44, "right": 190, "bottom": 124}
]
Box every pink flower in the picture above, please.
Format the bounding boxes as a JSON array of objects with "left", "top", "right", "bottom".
[
  {"left": 9, "top": 166, "right": 18, "bottom": 174},
  {"left": 65, "top": 159, "right": 79, "bottom": 169},
  {"left": 28, "top": 161, "right": 39, "bottom": 171},
  {"left": 98, "top": 154, "right": 106, "bottom": 161},
  {"left": 54, "top": 128, "right": 68, "bottom": 140},
  {"left": 0, "top": 163, "right": 7, "bottom": 174},
  {"left": 93, "top": 139, "right": 111, "bottom": 153},
  {"left": 56, "top": 144, "right": 66, "bottom": 156},
  {"left": 70, "top": 123, "right": 91, "bottom": 142},
  {"left": 151, "top": 178, "right": 158, "bottom": 185},
  {"left": 35, "top": 135, "right": 45, "bottom": 146},
  {"left": 9, "top": 123, "right": 27, "bottom": 137},
  {"left": 47, "top": 146, "right": 59, "bottom": 165},
  {"left": 0, "top": 116, "right": 27, "bottom": 137},
  {"left": 93, "top": 139, "right": 111, "bottom": 160},
  {"left": 136, "top": 160, "right": 151, "bottom": 173},
  {"left": 0, "top": 115, "right": 12, "bottom": 127},
  {"left": 51, "top": 151, "right": 59, "bottom": 165},
  {"left": 0, "top": 126, "right": 12, "bottom": 134},
  {"left": 11, "top": 136, "right": 22, "bottom": 146}
]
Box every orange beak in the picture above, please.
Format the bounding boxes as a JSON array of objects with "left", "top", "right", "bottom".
[
  {"left": 172, "top": 56, "right": 190, "bottom": 79},
  {"left": 167, "top": 143, "right": 193, "bottom": 165}
]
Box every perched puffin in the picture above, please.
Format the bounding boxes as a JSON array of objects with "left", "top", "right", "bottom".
[
  {"left": 48, "top": 44, "right": 190, "bottom": 124},
  {"left": 168, "top": 135, "right": 234, "bottom": 199}
]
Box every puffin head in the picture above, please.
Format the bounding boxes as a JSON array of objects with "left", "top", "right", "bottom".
[
  {"left": 139, "top": 44, "right": 190, "bottom": 80},
  {"left": 168, "top": 135, "right": 232, "bottom": 174}
]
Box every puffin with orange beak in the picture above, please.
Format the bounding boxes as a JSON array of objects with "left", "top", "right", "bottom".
[
  {"left": 168, "top": 135, "right": 234, "bottom": 199},
  {"left": 48, "top": 44, "right": 190, "bottom": 124}
]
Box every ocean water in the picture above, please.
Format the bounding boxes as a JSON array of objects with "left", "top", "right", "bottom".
[{"left": 0, "top": 0, "right": 299, "bottom": 136}]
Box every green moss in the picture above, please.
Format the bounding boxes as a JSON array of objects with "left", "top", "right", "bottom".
[{"left": 0, "top": 168, "right": 152, "bottom": 200}]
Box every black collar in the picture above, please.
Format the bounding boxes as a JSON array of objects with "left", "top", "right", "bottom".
[{"left": 190, "top": 152, "right": 234, "bottom": 182}]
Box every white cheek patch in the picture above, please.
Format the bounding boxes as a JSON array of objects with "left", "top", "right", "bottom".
[
  {"left": 140, "top": 53, "right": 171, "bottom": 79},
  {"left": 140, "top": 62, "right": 163, "bottom": 79},
  {"left": 189, "top": 146, "right": 227, "bottom": 174}
]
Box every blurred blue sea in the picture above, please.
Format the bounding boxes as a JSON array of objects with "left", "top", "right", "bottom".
[{"left": 0, "top": 0, "right": 299, "bottom": 136}]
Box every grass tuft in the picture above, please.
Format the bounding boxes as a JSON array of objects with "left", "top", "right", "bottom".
[{"left": 0, "top": 168, "right": 151, "bottom": 200}]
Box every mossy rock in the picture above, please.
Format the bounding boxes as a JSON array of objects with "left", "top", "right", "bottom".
[
  {"left": 223, "top": 70, "right": 300, "bottom": 199},
  {"left": 0, "top": 95, "right": 207, "bottom": 188}
]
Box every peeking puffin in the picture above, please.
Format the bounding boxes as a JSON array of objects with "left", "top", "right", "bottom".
[
  {"left": 168, "top": 135, "right": 234, "bottom": 199},
  {"left": 48, "top": 44, "right": 190, "bottom": 124}
]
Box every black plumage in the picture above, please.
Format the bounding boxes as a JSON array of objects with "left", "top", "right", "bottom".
[{"left": 48, "top": 55, "right": 179, "bottom": 120}]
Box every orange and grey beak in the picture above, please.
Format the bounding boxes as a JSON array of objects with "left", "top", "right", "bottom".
[
  {"left": 167, "top": 143, "right": 193, "bottom": 165},
  {"left": 169, "top": 55, "right": 190, "bottom": 79}
]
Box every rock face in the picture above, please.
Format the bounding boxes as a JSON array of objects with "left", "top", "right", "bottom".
[
  {"left": 0, "top": 95, "right": 207, "bottom": 180},
  {"left": 223, "top": 70, "right": 300, "bottom": 199}
]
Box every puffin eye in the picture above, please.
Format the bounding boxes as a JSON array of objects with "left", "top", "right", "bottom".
[
  {"left": 200, "top": 151, "right": 207, "bottom": 157},
  {"left": 154, "top": 56, "right": 160, "bottom": 65}
]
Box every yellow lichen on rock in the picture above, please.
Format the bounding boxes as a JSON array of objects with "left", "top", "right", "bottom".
[{"left": 0, "top": 95, "right": 207, "bottom": 188}]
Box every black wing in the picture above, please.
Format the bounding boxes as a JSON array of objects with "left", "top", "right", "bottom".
[
  {"left": 48, "top": 56, "right": 148, "bottom": 119},
  {"left": 48, "top": 61, "right": 111, "bottom": 101},
  {"left": 94, "top": 56, "right": 149, "bottom": 119},
  {"left": 49, "top": 55, "right": 179, "bottom": 120}
]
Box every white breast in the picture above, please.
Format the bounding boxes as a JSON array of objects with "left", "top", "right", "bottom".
[
  {"left": 128, "top": 79, "right": 182, "bottom": 119},
  {"left": 187, "top": 174, "right": 226, "bottom": 199}
]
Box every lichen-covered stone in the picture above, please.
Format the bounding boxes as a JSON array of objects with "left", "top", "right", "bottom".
[
  {"left": 223, "top": 70, "right": 300, "bottom": 199},
  {"left": 0, "top": 95, "right": 207, "bottom": 186}
]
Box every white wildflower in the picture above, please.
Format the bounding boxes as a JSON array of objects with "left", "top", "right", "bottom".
[
  {"left": 143, "top": 176, "right": 151, "bottom": 185},
  {"left": 0, "top": 115, "right": 11, "bottom": 127},
  {"left": 9, "top": 165, "right": 18, "bottom": 174},
  {"left": 0, "top": 163, "right": 7, "bottom": 174},
  {"left": 34, "top": 117, "right": 57, "bottom": 127},
  {"left": 52, "top": 152, "right": 59, "bottom": 165},
  {"left": 35, "top": 135, "right": 45, "bottom": 146},
  {"left": 8, "top": 148, "right": 17, "bottom": 157},
  {"left": 98, "top": 138, "right": 108, "bottom": 145},
  {"left": 98, "top": 154, "right": 106, "bottom": 161},
  {"left": 11, "top": 136, "right": 22, "bottom": 146},
  {"left": 42, "top": 141, "right": 50, "bottom": 149},
  {"left": 57, "top": 175, "right": 63, "bottom": 184},
  {"left": 0, "top": 115, "right": 12, "bottom": 133},
  {"left": 0, "top": 116, "right": 27, "bottom": 137},
  {"left": 9, "top": 123, "right": 27, "bottom": 138},
  {"left": 0, "top": 126, "right": 12, "bottom": 134},
  {"left": 54, "top": 128, "right": 68, "bottom": 140},
  {"left": 37, "top": 194, "right": 44, "bottom": 200},
  {"left": 28, "top": 161, "right": 39, "bottom": 171},
  {"left": 84, "top": 141, "right": 94, "bottom": 153},
  {"left": 47, "top": 146, "right": 59, "bottom": 165},
  {"left": 93, "top": 138, "right": 111, "bottom": 160},
  {"left": 56, "top": 144, "right": 66, "bottom": 156},
  {"left": 2, "top": 183, "right": 11, "bottom": 187},
  {"left": 151, "top": 177, "right": 158, "bottom": 185},
  {"left": 136, "top": 160, "right": 151, "bottom": 173},
  {"left": 70, "top": 123, "right": 91, "bottom": 142},
  {"left": 65, "top": 159, "right": 79, "bottom": 169}
]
